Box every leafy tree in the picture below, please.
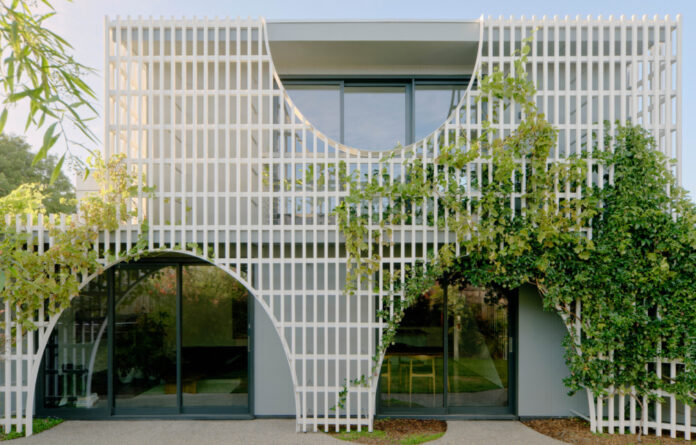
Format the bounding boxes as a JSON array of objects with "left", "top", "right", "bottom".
[
  {"left": 0, "top": 182, "right": 44, "bottom": 215},
  {"left": 0, "top": 133, "right": 75, "bottom": 213},
  {"left": 0, "top": 0, "right": 97, "bottom": 173}
]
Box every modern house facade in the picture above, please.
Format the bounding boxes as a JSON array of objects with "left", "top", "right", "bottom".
[{"left": 1, "top": 15, "right": 688, "bottom": 436}]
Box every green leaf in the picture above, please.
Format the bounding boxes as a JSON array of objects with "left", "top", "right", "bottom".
[
  {"left": 0, "top": 109, "right": 7, "bottom": 133},
  {"left": 7, "top": 88, "right": 36, "bottom": 102},
  {"left": 33, "top": 122, "right": 58, "bottom": 165},
  {"left": 50, "top": 153, "right": 66, "bottom": 184},
  {"left": 0, "top": 270, "right": 5, "bottom": 292}
]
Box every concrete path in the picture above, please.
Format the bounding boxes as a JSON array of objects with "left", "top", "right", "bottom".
[
  {"left": 16, "top": 419, "right": 566, "bottom": 445},
  {"left": 431, "top": 421, "right": 565, "bottom": 444}
]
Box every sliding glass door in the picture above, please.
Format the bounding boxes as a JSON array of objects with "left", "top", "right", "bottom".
[
  {"left": 38, "top": 258, "right": 251, "bottom": 418},
  {"left": 446, "top": 286, "right": 510, "bottom": 409},
  {"left": 379, "top": 283, "right": 515, "bottom": 415},
  {"left": 380, "top": 288, "right": 445, "bottom": 409},
  {"left": 181, "top": 264, "right": 249, "bottom": 412},
  {"left": 113, "top": 265, "right": 178, "bottom": 412}
]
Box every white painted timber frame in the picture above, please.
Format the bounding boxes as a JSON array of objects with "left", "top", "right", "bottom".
[{"left": 1, "top": 14, "right": 688, "bottom": 438}]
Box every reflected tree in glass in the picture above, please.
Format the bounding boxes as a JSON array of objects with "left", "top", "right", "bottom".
[
  {"left": 182, "top": 265, "right": 249, "bottom": 411},
  {"left": 446, "top": 286, "right": 509, "bottom": 408},
  {"left": 43, "top": 274, "right": 109, "bottom": 411},
  {"left": 114, "top": 266, "right": 177, "bottom": 410}
]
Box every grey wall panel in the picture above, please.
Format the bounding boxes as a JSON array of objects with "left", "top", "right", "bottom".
[
  {"left": 517, "top": 284, "right": 586, "bottom": 417},
  {"left": 253, "top": 299, "right": 295, "bottom": 416}
]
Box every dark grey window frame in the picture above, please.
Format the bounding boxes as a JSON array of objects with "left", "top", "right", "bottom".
[{"left": 282, "top": 76, "right": 470, "bottom": 148}]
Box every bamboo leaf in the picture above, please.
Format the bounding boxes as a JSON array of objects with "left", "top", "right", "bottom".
[
  {"left": 50, "top": 153, "right": 66, "bottom": 184},
  {"left": 33, "top": 121, "right": 58, "bottom": 165},
  {"left": 7, "top": 87, "right": 40, "bottom": 102},
  {"left": 0, "top": 109, "right": 7, "bottom": 134}
]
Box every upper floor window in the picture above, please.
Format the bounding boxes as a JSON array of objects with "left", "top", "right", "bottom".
[{"left": 284, "top": 79, "right": 467, "bottom": 151}]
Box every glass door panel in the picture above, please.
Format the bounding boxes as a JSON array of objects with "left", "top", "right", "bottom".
[
  {"left": 113, "top": 265, "right": 177, "bottom": 411},
  {"left": 380, "top": 286, "right": 444, "bottom": 409},
  {"left": 41, "top": 259, "right": 253, "bottom": 418},
  {"left": 42, "top": 274, "right": 109, "bottom": 413},
  {"left": 181, "top": 265, "right": 249, "bottom": 412},
  {"left": 447, "top": 286, "right": 509, "bottom": 408},
  {"left": 379, "top": 283, "right": 513, "bottom": 415}
]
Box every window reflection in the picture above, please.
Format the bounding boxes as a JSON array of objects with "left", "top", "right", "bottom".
[
  {"left": 285, "top": 84, "right": 341, "bottom": 142},
  {"left": 43, "top": 275, "right": 109, "bottom": 411},
  {"left": 344, "top": 86, "right": 406, "bottom": 150},
  {"left": 380, "top": 283, "right": 511, "bottom": 412},
  {"left": 41, "top": 260, "right": 250, "bottom": 416},
  {"left": 283, "top": 80, "right": 468, "bottom": 151},
  {"left": 380, "top": 287, "right": 444, "bottom": 409},
  {"left": 447, "top": 285, "right": 509, "bottom": 408},
  {"left": 182, "top": 265, "right": 249, "bottom": 410},
  {"left": 114, "top": 266, "right": 177, "bottom": 411},
  {"left": 415, "top": 85, "right": 465, "bottom": 141}
]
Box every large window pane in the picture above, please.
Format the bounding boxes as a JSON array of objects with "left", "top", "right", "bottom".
[
  {"left": 42, "top": 275, "right": 109, "bottom": 412},
  {"left": 284, "top": 80, "right": 466, "bottom": 150},
  {"left": 182, "top": 265, "right": 249, "bottom": 411},
  {"left": 114, "top": 265, "right": 177, "bottom": 411},
  {"left": 41, "top": 258, "right": 253, "bottom": 418},
  {"left": 380, "top": 287, "right": 444, "bottom": 409},
  {"left": 447, "top": 286, "right": 509, "bottom": 408},
  {"left": 415, "top": 84, "right": 465, "bottom": 141},
  {"left": 345, "top": 85, "right": 406, "bottom": 150},
  {"left": 285, "top": 84, "right": 341, "bottom": 141}
]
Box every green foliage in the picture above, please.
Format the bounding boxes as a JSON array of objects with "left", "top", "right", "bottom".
[
  {"left": 0, "top": 417, "right": 62, "bottom": 440},
  {"left": 0, "top": 0, "right": 97, "bottom": 173},
  {"left": 549, "top": 126, "right": 696, "bottom": 405},
  {"left": 332, "top": 428, "right": 387, "bottom": 442},
  {"left": 116, "top": 310, "right": 171, "bottom": 379},
  {"left": 0, "top": 153, "right": 151, "bottom": 330},
  {"left": 330, "top": 425, "right": 444, "bottom": 445},
  {"left": 400, "top": 432, "right": 446, "bottom": 445},
  {"left": 334, "top": 34, "right": 696, "bottom": 413},
  {"left": 0, "top": 134, "right": 75, "bottom": 213},
  {"left": 0, "top": 183, "right": 45, "bottom": 215},
  {"left": 0, "top": 2, "right": 127, "bottom": 341}
]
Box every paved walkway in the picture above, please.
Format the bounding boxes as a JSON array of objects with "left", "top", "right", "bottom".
[{"left": 16, "top": 419, "right": 565, "bottom": 444}]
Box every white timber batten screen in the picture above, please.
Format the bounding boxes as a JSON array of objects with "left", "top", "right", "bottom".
[{"left": 0, "top": 15, "right": 686, "bottom": 437}]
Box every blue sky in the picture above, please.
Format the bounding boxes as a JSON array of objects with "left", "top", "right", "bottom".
[{"left": 3, "top": 0, "right": 694, "bottom": 196}]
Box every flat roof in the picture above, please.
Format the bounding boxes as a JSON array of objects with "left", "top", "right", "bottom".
[
  {"left": 266, "top": 20, "right": 480, "bottom": 42},
  {"left": 266, "top": 20, "right": 480, "bottom": 76}
]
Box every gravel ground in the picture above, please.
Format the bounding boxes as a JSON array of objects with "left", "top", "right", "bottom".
[{"left": 525, "top": 418, "right": 694, "bottom": 444}]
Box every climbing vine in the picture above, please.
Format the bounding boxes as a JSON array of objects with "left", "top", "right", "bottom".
[
  {"left": 0, "top": 154, "right": 151, "bottom": 329},
  {"left": 334, "top": 36, "right": 696, "bottom": 415},
  {"left": 550, "top": 126, "right": 696, "bottom": 406}
]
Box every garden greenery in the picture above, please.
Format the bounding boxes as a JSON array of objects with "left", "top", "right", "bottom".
[
  {"left": 334, "top": 38, "right": 696, "bottom": 410},
  {"left": 0, "top": 0, "right": 98, "bottom": 175},
  {"left": 0, "top": 153, "right": 150, "bottom": 329}
]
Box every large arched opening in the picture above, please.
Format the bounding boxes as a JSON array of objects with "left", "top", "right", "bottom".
[
  {"left": 36, "top": 254, "right": 254, "bottom": 418},
  {"left": 376, "top": 281, "right": 587, "bottom": 418},
  {"left": 377, "top": 282, "right": 516, "bottom": 416}
]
